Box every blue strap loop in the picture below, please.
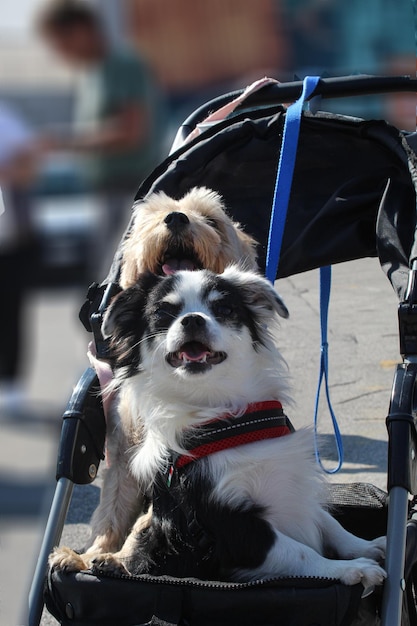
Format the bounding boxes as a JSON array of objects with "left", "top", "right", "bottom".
[
  {"left": 314, "top": 266, "right": 344, "bottom": 473},
  {"left": 265, "top": 76, "right": 343, "bottom": 474}
]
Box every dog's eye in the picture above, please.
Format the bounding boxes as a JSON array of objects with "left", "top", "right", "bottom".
[
  {"left": 153, "top": 303, "right": 179, "bottom": 324},
  {"left": 213, "top": 303, "right": 234, "bottom": 318},
  {"left": 205, "top": 217, "right": 218, "bottom": 229},
  {"left": 155, "top": 305, "right": 174, "bottom": 317}
]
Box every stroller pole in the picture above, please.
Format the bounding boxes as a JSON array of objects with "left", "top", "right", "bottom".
[
  {"left": 381, "top": 486, "right": 409, "bottom": 626},
  {"left": 28, "top": 478, "right": 74, "bottom": 626},
  {"left": 383, "top": 263, "right": 417, "bottom": 624},
  {"left": 382, "top": 342, "right": 417, "bottom": 626},
  {"left": 27, "top": 367, "right": 106, "bottom": 626}
]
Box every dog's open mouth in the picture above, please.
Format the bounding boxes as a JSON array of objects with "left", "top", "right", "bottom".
[
  {"left": 167, "top": 341, "right": 227, "bottom": 369},
  {"left": 160, "top": 246, "right": 202, "bottom": 276}
]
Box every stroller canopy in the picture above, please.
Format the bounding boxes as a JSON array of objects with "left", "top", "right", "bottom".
[{"left": 104, "top": 83, "right": 417, "bottom": 303}]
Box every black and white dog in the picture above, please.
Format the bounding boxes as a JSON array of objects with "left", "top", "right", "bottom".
[{"left": 52, "top": 267, "right": 386, "bottom": 588}]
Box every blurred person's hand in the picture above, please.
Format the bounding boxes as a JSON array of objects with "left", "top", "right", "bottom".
[
  {"left": 385, "top": 57, "right": 416, "bottom": 131},
  {"left": 0, "top": 149, "right": 38, "bottom": 187},
  {"left": 38, "top": 106, "right": 148, "bottom": 156},
  {"left": 35, "top": 133, "right": 63, "bottom": 154},
  {"left": 70, "top": 106, "right": 148, "bottom": 154}
]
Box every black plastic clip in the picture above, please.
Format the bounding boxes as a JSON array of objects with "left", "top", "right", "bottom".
[
  {"left": 56, "top": 368, "right": 106, "bottom": 484},
  {"left": 79, "top": 281, "right": 122, "bottom": 360}
]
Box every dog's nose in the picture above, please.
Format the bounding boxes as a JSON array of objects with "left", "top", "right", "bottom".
[
  {"left": 181, "top": 314, "right": 206, "bottom": 329},
  {"left": 164, "top": 211, "right": 190, "bottom": 229}
]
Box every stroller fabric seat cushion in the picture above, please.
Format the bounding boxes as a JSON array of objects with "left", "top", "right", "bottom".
[
  {"left": 45, "top": 569, "right": 363, "bottom": 626},
  {"left": 45, "top": 483, "right": 387, "bottom": 626}
]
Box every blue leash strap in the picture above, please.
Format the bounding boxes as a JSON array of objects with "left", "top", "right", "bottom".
[
  {"left": 265, "top": 76, "right": 320, "bottom": 283},
  {"left": 265, "top": 76, "right": 343, "bottom": 473},
  {"left": 314, "top": 266, "right": 344, "bottom": 473}
]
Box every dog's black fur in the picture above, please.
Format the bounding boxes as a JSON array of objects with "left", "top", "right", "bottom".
[{"left": 126, "top": 459, "right": 276, "bottom": 580}]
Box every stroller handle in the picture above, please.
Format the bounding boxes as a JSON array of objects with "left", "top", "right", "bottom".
[{"left": 173, "top": 74, "right": 417, "bottom": 150}]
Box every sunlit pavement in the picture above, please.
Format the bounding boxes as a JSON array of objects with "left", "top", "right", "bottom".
[{"left": 0, "top": 259, "right": 399, "bottom": 625}]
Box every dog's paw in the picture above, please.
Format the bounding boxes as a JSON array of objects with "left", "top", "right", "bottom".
[
  {"left": 338, "top": 557, "right": 386, "bottom": 588},
  {"left": 90, "top": 552, "right": 131, "bottom": 576},
  {"left": 337, "top": 535, "right": 386, "bottom": 562},
  {"left": 359, "top": 536, "right": 386, "bottom": 563},
  {"left": 49, "top": 547, "right": 89, "bottom": 573}
]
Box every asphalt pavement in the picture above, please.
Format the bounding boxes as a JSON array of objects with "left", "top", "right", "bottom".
[{"left": 0, "top": 258, "right": 400, "bottom": 625}]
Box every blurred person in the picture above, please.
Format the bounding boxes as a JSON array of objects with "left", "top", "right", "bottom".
[
  {"left": 37, "top": 0, "right": 162, "bottom": 276},
  {"left": 337, "top": 0, "right": 415, "bottom": 129},
  {"left": 283, "top": 0, "right": 415, "bottom": 129},
  {"left": 283, "top": 0, "right": 340, "bottom": 76},
  {"left": 0, "top": 102, "right": 38, "bottom": 414}
]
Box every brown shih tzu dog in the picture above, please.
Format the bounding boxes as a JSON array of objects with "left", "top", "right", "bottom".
[
  {"left": 120, "top": 187, "right": 257, "bottom": 288},
  {"left": 50, "top": 188, "right": 258, "bottom": 571}
]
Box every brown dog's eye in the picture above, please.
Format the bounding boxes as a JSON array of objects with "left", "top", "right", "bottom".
[{"left": 205, "top": 217, "right": 218, "bottom": 229}]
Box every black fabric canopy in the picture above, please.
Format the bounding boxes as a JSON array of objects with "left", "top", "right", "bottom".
[{"left": 106, "top": 108, "right": 417, "bottom": 301}]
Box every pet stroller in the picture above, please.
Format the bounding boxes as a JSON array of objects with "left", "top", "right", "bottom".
[{"left": 29, "top": 74, "right": 417, "bottom": 626}]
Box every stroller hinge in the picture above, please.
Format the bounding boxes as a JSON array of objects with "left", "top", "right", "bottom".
[
  {"left": 386, "top": 363, "right": 417, "bottom": 493},
  {"left": 399, "top": 300, "right": 417, "bottom": 359},
  {"left": 399, "top": 261, "right": 417, "bottom": 358}
]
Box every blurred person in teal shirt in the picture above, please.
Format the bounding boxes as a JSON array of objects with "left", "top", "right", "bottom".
[{"left": 38, "top": 0, "right": 163, "bottom": 273}]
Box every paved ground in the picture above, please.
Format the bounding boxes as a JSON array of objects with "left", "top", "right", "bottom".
[
  {"left": 0, "top": 288, "right": 88, "bottom": 626},
  {"left": 0, "top": 258, "right": 400, "bottom": 625}
]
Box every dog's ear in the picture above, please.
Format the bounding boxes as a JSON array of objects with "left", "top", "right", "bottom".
[
  {"left": 102, "top": 272, "right": 161, "bottom": 338},
  {"left": 102, "top": 272, "right": 162, "bottom": 374},
  {"left": 222, "top": 266, "right": 289, "bottom": 320},
  {"left": 233, "top": 227, "right": 258, "bottom": 270}
]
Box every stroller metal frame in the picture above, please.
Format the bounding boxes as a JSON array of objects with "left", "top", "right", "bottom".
[{"left": 29, "top": 74, "right": 417, "bottom": 626}]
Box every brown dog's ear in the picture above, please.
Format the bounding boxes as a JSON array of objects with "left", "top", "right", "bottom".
[
  {"left": 102, "top": 272, "right": 162, "bottom": 374},
  {"left": 234, "top": 227, "right": 258, "bottom": 270},
  {"left": 221, "top": 266, "right": 289, "bottom": 320},
  {"left": 119, "top": 200, "right": 144, "bottom": 290}
]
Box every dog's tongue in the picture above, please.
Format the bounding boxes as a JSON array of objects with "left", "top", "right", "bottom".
[
  {"left": 179, "top": 341, "right": 211, "bottom": 362},
  {"left": 162, "top": 258, "right": 196, "bottom": 276}
]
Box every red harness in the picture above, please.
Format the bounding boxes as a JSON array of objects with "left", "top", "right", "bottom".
[{"left": 174, "top": 400, "right": 294, "bottom": 470}]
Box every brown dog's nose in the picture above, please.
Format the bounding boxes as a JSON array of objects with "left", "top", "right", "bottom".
[{"left": 164, "top": 211, "right": 190, "bottom": 230}]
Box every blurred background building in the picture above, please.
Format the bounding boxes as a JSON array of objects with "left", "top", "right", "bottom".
[{"left": 0, "top": 1, "right": 415, "bottom": 623}]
